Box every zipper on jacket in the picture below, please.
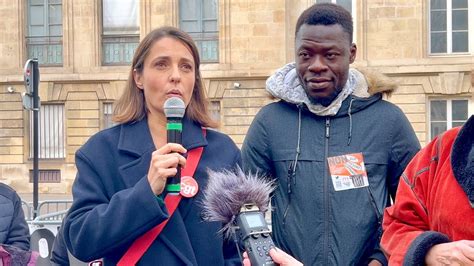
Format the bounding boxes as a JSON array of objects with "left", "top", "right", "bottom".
[
  {"left": 366, "top": 186, "right": 382, "bottom": 221},
  {"left": 324, "top": 118, "right": 330, "bottom": 266},
  {"left": 366, "top": 186, "right": 383, "bottom": 241}
]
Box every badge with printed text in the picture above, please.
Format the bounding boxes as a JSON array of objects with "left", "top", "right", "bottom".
[
  {"left": 327, "top": 153, "right": 369, "bottom": 191},
  {"left": 180, "top": 176, "right": 199, "bottom": 198}
]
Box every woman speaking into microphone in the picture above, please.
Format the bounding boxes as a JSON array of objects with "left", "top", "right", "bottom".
[{"left": 61, "top": 26, "right": 241, "bottom": 265}]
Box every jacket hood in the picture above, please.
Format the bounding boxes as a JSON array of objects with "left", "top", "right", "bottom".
[
  {"left": 451, "top": 114, "right": 474, "bottom": 207},
  {"left": 266, "top": 63, "right": 397, "bottom": 116}
]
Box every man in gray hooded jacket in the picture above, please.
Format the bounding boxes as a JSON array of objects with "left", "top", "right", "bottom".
[{"left": 241, "top": 3, "right": 420, "bottom": 266}]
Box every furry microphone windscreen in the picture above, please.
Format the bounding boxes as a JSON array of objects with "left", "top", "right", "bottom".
[{"left": 201, "top": 167, "right": 275, "bottom": 238}]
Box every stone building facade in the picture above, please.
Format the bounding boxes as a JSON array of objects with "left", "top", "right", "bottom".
[{"left": 0, "top": 0, "right": 472, "bottom": 194}]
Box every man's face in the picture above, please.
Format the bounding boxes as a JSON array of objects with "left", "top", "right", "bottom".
[{"left": 295, "top": 24, "right": 356, "bottom": 106}]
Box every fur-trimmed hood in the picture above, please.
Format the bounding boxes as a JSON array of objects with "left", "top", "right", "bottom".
[
  {"left": 451, "top": 115, "right": 474, "bottom": 207},
  {"left": 266, "top": 62, "right": 397, "bottom": 116}
]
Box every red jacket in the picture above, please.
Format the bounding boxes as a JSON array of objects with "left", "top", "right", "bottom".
[{"left": 381, "top": 115, "right": 474, "bottom": 265}]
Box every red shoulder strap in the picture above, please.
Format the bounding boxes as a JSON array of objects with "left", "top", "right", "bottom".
[{"left": 117, "top": 129, "right": 206, "bottom": 265}]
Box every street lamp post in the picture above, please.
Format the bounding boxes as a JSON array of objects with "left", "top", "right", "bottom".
[{"left": 23, "top": 59, "right": 40, "bottom": 219}]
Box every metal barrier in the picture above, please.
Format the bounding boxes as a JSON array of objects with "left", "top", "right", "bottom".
[
  {"left": 21, "top": 200, "right": 33, "bottom": 221},
  {"left": 28, "top": 209, "right": 67, "bottom": 234},
  {"left": 23, "top": 200, "right": 72, "bottom": 236},
  {"left": 37, "top": 200, "right": 73, "bottom": 217},
  {"left": 23, "top": 199, "right": 90, "bottom": 265},
  {"left": 22, "top": 199, "right": 73, "bottom": 221},
  {"left": 29, "top": 210, "right": 68, "bottom": 225}
]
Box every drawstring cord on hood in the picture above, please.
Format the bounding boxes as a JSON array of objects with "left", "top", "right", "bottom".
[
  {"left": 347, "top": 98, "right": 354, "bottom": 146},
  {"left": 283, "top": 104, "right": 303, "bottom": 224}
]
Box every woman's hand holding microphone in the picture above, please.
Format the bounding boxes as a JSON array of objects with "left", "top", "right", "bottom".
[{"left": 147, "top": 143, "right": 187, "bottom": 195}]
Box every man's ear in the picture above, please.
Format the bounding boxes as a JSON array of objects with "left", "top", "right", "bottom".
[
  {"left": 349, "top": 43, "right": 357, "bottom": 64},
  {"left": 133, "top": 69, "right": 143, "bottom": 89}
]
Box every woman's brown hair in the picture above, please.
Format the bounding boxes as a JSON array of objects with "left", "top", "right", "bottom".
[{"left": 113, "top": 26, "right": 217, "bottom": 128}]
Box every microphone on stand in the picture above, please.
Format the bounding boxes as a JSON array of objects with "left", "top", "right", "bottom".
[
  {"left": 202, "top": 167, "right": 277, "bottom": 266},
  {"left": 163, "top": 97, "right": 186, "bottom": 194}
]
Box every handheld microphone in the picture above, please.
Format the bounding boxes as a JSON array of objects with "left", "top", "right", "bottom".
[
  {"left": 202, "top": 167, "right": 276, "bottom": 266},
  {"left": 163, "top": 97, "right": 186, "bottom": 193}
]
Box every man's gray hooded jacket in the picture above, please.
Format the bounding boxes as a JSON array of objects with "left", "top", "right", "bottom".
[{"left": 242, "top": 64, "right": 421, "bottom": 265}]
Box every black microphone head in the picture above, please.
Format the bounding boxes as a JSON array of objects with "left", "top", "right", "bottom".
[
  {"left": 201, "top": 167, "right": 275, "bottom": 238},
  {"left": 164, "top": 97, "right": 186, "bottom": 119}
]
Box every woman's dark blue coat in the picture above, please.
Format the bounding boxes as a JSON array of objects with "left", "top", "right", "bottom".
[{"left": 63, "top": 117, "right": 241, "bottom": 265}]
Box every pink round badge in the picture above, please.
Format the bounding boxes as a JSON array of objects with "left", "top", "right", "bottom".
[{"left": 180, "top": 176, "right": 199, "bottom": 198}]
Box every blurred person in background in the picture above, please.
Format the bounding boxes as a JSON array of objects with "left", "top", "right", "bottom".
[{"left": 0, "top": 183, "right": 29, "bottom": 251}]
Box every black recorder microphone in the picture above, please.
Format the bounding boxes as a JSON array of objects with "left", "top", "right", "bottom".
[
  {"left": 202, "top": 167, "right": 276, "bottom": 266},
  {"left": 163, "top": 97, "right": 186, "bottom": 194}
]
